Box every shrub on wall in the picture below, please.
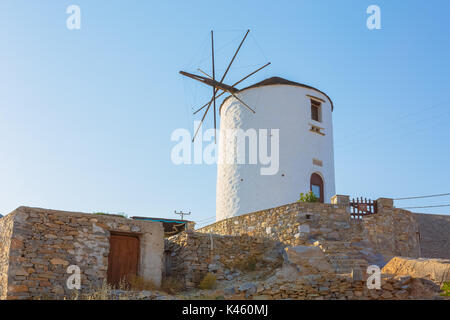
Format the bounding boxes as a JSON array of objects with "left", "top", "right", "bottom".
[
  {"left": 198, "top": 273, "right": 217, "bottom": 290},
  {"left": 441, "top": 282, "right": 450, "bottom": 297},
  {"left": 298, "top": 191, "right": 318, "bottom": 203},
  {"left": 93, "top": 212, "right": 128, "bottom": 219}
]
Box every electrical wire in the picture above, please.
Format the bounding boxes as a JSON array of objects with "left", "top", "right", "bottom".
[
  {"left": 337, "top": 99, "right": 450, "bottom": 146},
  {"left": 398, "top": 204, "right": 450, "bottom": 209},
  {"left": 394, "top": 193, "right": 450, "bottom": 201},
  {"left": 194, "top": 215, "right": 216, "bottom": 223},
  {"left": 336, "top": 100, "right": 450, "bottom": 152}
]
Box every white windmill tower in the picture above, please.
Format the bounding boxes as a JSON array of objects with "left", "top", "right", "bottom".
[{"left": 180, "top": 31, "right": 336, "bottom": 222}]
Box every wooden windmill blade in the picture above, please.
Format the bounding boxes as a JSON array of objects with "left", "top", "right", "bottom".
[
  {"left": 179, "top": 71, "right": 238, "bottom": 93},
  {"left": 189, "top": 69, "right": 255, "bottom": 114},
  {"left": 180, "top": 29, "right": 270, "bottom": 142},
  {"left": 192, "top": 62, "right": 271, "bottom": 115},
  {"left": 192, "top": 99, "right": 213, "bottom": 142},
  {"left": 211, "top": 30, "right": 217, "bottom": 143},
  {"left": 192, "top": 29, "right": 249, "bottom": 116}
]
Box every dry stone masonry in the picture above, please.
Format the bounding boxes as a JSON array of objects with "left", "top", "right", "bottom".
[
  {"left": 0, "top": 206, "right": 164, "bottom": 300},
  {"left": 244, "top": 274, "right": 435, "bottom": 300},
  {"left": 197, "top": 197, "right": 421, "bottom": 267},
  {"left": 164, "top": 197, "right": 428, "bottom": 299},
  {"left": 2, "top": 196, "right": 446, "bottom": 300},
  {"left": 165, "top": 231, "right": 282, "bottom": 289}
]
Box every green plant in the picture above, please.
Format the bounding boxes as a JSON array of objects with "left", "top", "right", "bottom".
[
  {"left": 441, "top": 282, "right": 450, "bottom": 297},
  {"left": 198, "top": 273, "right": 217, "bottom": 290},
  {"left": 93, "top": 212, "right": 128, "bottom": 219},
  {"left": 298, "top": 191, "right": 319, "bottom": 203}
]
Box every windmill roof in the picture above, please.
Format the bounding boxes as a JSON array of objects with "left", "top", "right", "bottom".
[{"left": 219, "top": 76, "right": 334, "bottom": 114}]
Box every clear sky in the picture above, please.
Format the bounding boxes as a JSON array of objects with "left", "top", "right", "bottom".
[{"left": 0, "top": 1, "right": 449, "bottom": 225}]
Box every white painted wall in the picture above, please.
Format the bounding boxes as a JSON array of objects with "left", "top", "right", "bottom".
[{"left": 216, "top": 84, "right": 335, "bottom": 221}]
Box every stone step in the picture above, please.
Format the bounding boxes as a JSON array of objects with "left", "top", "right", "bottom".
[{"left": 313, "top": 240, "right": 369, "bottom": 274}]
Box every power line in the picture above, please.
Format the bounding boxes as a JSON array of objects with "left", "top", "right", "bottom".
[
  {"left": 195, "top": 216, "right": 216, "bottom": 223},
  {"left": 394, "top": 193, "right": 450, "bottom": 201},
  {"left": 337, "top": 99, "right": 450, "bottom": 146},
  {"left": 399, "top": 204, "right": 450, "bottom": 209},
  {"left": 336, "top": 100, "right": 450, "bottom": 152}
]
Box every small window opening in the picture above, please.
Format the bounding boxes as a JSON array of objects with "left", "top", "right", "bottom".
[{"left": 311, "top": 99, "right": 321, "bottom": 122}]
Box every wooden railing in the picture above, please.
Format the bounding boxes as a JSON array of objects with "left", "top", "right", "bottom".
[{"left": 350, "top": 197, "right": 378, "bottom": 219}]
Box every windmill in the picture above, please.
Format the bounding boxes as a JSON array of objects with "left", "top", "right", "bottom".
[{"left": 179, "top": 30, "right": 271, "bottom": 142}]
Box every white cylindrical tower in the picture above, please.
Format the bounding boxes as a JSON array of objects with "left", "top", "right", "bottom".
[{"left": 216, "top": 77, "right": 335, "bottom": 221}]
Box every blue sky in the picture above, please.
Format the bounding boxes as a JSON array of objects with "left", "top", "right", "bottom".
[{"left": 0, "top": 0, "right": 449, "bottom": 225}]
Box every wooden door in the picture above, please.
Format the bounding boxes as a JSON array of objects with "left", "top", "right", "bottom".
[{"left": 107, "top": 234, "right": 140, "bottom": 287}]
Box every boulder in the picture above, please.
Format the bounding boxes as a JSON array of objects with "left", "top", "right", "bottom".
[
  {"left": 223, "top": 286, "right": 236, "bottom": 296},
  {"left": 238, "top": 282, "right": 257, "bottom": 295},
  {"left": 284, "top": 245, "right": 334, "bottom": 274},
  {"left": 382, "top": 257, "right": 450, "bottom": 286}
]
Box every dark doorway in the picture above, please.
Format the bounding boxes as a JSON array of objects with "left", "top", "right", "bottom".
[
  {"left": 107, "top": 234, "right": 140, "bottom": 287},
  {"left": 310, "top": 173, "right": 324, "bottom": 203},
  {"left": 163, "top": 250, "right": 172, "bottom": 278}
]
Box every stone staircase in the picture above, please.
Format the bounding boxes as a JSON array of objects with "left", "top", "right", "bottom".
[{"left": 314, "top": 240, "right": 369, "bottom": 274}]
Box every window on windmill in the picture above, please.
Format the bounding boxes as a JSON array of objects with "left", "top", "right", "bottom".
[
  {"left": 311, "top": 184, "right": 321, "bottom": 199},
  {"left": 310, "top": 99, "right": 321, "bottom": 122}
]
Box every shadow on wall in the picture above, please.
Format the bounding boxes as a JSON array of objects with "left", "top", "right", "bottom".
[{"left": 414, "top": 213, "right": 450, "bottom": 259}]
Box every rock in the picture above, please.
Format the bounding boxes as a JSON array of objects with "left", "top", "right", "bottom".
[
  {"left": 284, "top": 246, "right": 334, "bottom": 274},
  {"left": 139, "top": 291, "right": 154, "bottom": 298},
  {"left": 382, "top": 257, "right": 450, "bottom": 286},
  {"left": 52, "top": 285, "right": 65, "bottom": 295},
  {"left": 351, "top": 268, "right": 363, "bottom": 281},
  {"left": 394, "top": 290, "right": 409, "bottom": 299},
  {"left": 131, "top": 226, "right": 140, "bottom": 233},
  {"left": 50, "top": 258, "right": 69, "bottom": 266},
  {"left": 9, "top": 285, "right": 28, "bottom": 293},
  {"left": 383, "top": 283, "right": 394, "bottom": 291},
  {"left": 238, "top": 282, "right": 257, "bottom": 295},
  {"left": 10, "top": 267, "right": 29, "bottom": 277},
  {"left": 224, "top": 286, "right": 235, "bottom": 295},
  {"left": 10, "top": 238, "right": 24, "bottom": 249},
  {"left": 381, "top": 291, "right": 393, "bottom": 299},
  {"left": 398, "top": 276, "right": 412, "bottom": 285},
  {"left": 92, "top": 223, "right": 105, "bottom": 234},
  {"left": 274, "top": 264, "right": 300, "bottom": 281},
  {"left": 118, "top": 225, "right": 130, "bottom": 232},
  {"left": 208, "top": 264, "right": 219, "bottom": 272}
]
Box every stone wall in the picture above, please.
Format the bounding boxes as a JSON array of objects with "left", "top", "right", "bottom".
[
  {"left": 247, "top": 274, "right": 429, "bottom": 300},
  {"left": 361, "top": 207, "right": 421, "bottom": 263},
  {"left": 199, "top": 202, "right": 351, "bottom": 246},
  {"left": 414, "top": 213, "right": 450, "bottom": 259},
  {"left": 197, "top": 198, "right": 421, "bottom": 266},
  {"left": 0, "top": 213, "right": 15, "bottom": 299},
  {"left": 0, "top": 206, "right": 164, "bottom": 300},
  {"left": 165, "top": 231, "right": 282, "bottom": 289}
]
